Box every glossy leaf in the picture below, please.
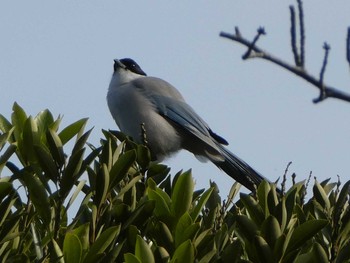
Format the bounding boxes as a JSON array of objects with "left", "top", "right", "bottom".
[
  {"left": 170, "top": 239, "right": 194, "bottom": 263},
  {"left": 58, "top": 118, "right": 88, "bottom": 145},
  {"left": 135, "top": 235, "right": 155, "bottom": 263},
  {"left": 240, "top": 193, "right": 264, "bottom": 225},
  {"left": 254, "top": 235, "right": 272, "bottom": 263},
  {"left": 109, "top": 150, "right": 136, "bottom": 190},
  {"left": 234, "top": 215, "right": 259, "bottom": 241},
  {"left": 286, "top": 219, "right": 328, "bottom": 254},
  {"left": 190, "top": 187, "right": 213, "bottom": 222},
  {"left": 313, "top": 180, "right": 330, "bottom": 211},
  {"left": 83, "top": 226, "right": 120, "bottom": 263},
  {"left": 46, "top": 128, "right": 65, "bottom": 167},
  {"left": 19, "top": 170, "right": 51, "bottom": 225},
  {"left": 148, "top": 189, "right": 171, "bottom": 219},
  {"left": 34, "top": 145, "right": 60, "bottom": 183},
  {"left": 0, "top": 114, "right": 12, "bottom": 133},
  {"left": 171, "top": 170, "right": 194, "bottom": 219},
  {"left": 261, "top": 215, "right": 281, "bottom": 248},
  {"left": 124, "top": 253, "right": 141, "bottom": 263},
  {"left": 63, "top": 233, "right": 82, "bottom": 263}
]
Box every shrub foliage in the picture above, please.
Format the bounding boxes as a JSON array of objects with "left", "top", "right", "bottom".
[{"left": 0, "top": 104, "right": 349, "bottom": 262}]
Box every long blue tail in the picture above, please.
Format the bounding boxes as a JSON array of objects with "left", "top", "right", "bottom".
[{"left": 214, "top": 145, "right": 272, "bottom": 192}]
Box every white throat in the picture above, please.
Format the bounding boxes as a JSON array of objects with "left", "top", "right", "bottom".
[{"left": 109, "top": 69, "right": 144, "bottom": 91}]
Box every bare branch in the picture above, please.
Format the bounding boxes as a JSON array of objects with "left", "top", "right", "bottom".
[
  {"left": 314, "top": 43, "right": 330, "bottom": 103},
  {"left": 220, "top": 0, "right": 350, "bottom": 105},
  {"left": 220, "top": 30, "right": 350, "bottom": 103},
  {"left": 242, "top": 27, "right": 266, "bottom": 59},
  {"left": 297, "top": 0, "right": 305, "bottom": 67},
  {"left": 290, "top": 6, "right": 300, "bottom": 66},
  {"left": 347, "top": 27, "right": 350, "bottom": 68}
]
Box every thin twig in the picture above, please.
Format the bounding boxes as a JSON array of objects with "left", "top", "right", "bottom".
[
  {"left": 297, "top": 0, "right": 305, "bottom": 67},
  {"left": 220, "top": 30, "right": 350, "bottom": 103},
  {"left": 242, "top": 27, "right": 266, "bottom": 59},
  {"left": 347, "top": 27, "right": 350, "bottom": 68},
  {"left": 314, "top": 43, "right": 330, "bottom": 103},
  {"left": 290, "top": 6, "right": 300, "bottom": 66}
]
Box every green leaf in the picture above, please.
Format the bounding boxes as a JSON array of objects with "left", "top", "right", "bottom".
[
  {"left": 67, "top": 180, "right": 87, "bottom": 212},
  {"left": 124, "top": 253, "right": 141, "bottom": 263},
  {"left": 0, "top": 193, "right": 17, "bottom": 226},
  {"left": 0, "top": 213, "right": 21, "bottom": 244},
  {"left": 71, "top": 223, "right": 90, "bottom": 251},
  {"left": 22, "top": 116, "right": 39, "bottom": 163},
  {"left": 152, "top": 221, "right": 174, "bottom": 249},
  {"left": 175, "top": 213, "right": 192, "bottom": 247},
  {"left": 117, "top": 175, "right": 143, "bottom": 197},
  {"left": 136, "top": 144, "right": 151, "bottom": 169},
  {"left": 190, "top": 187, "right": 213, "bottom": 222},
  {"left": 234, "top": 215, "right": 258, "bottom": 241},
  {"left": 240, "top": 193, "right": 264, "bottom": 225},
  {"left": 95, "top": 164, "right": 110, "bottom": 209},
  {"left": 286, "top": 219, "right": 328, "bottom": 254},
  {"left": 109, "top": 150, "right": 137, "bottom": 190},
  {"left": 148, "top": 189, "right": 171, "bottom": 219},
  {"left": 334, "top": 181, "right": 350, "bottom": 219},
  {"left": 146, "top": 163, "right": 171, "bottom": 184},
  {"left": 121, "top": 200, "right": 155, "bottom": 232},
  {"left": 257, "top": 180, "right": 271, "bottom": 217},
  {"left": 0, "top": 114, "right": 12, "bottom": 133},
  {"left": 34, "top": 145, "right": 60, "bottom": 183},
  {"left": 46, "top": 128, "right": 65, "bottom": 167},
  {"left": 71, "top": 128, "right": 92, "bottom": 156},
  {"left": 310, "top": 242, "right": 328, "bottom": 263},
  {"left": 63, "top": 233, "right": 82, "bottom": 263},
  {"left": 135, "top": 235, "right": 155, "bottom": 263},
  {"left": 171, "top": 170, "right": 194, "bottom": 219},
  {"left": 83, "top": 226, "right": 120, "bottom": 263},
  {"left": 336, "top": 241, "right": 350, "bottom": 263},
  {"left": 11, "top": 102, "right": 27, "bottom": 132},
  {"left": 0, "top": 144, "right": 16, "bottom": 174},
  {"left": 154, "top": 247, "right": 170, "bottom": 263},
  {"left": 294, "top": 242, "right": 328, "bottom": 263},
  {"left": 272, "top": 234, "right": 286, "bottom": 261},
  {"left": 51, "top": 239, "right": 64, "bottom": 263},
  {"left": 58, "top": 118, "right": 88, "bottom": 145},
  {"left": 0, "top": 127, "right": 14, "bottom": 150},
  {"left": 61, "top": 148, "right": 85, "bottom": 198},
  {"left": 313, "top": 180, "right": 330, "bottom": 211},
  {"left": 19, "top": 170, "right": 51, "bottom": 225},
  {"left": 0, "top": 182, "right": 13, "bottom": 202},
  {"left": 170, "top": 239, "right": 194, "bottom": 263},
  {"left": 261, "top": 215, "right": 281, "bottom": 248},
  {"left": 254, "top": 235, "right": 272, "bottom": 263},
  {"left": 35, "top": 109, "right": 54, "bottom": 141}
]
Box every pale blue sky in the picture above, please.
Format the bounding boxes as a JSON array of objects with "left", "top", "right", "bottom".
[{"left": 1, "top": 1, "right": 350, "bottom": 198}]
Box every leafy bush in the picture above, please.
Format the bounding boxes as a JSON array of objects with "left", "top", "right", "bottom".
[{"left": 0, "top": 104, "right": 349, "bottom": 262}]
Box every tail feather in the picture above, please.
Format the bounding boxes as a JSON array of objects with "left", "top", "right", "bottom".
[{"left": 214, "top": 145, "right": 269, "bottom": 192}]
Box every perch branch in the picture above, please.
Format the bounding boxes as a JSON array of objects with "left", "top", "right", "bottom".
[{"left": 220, "top": 0, "right": 350, "bottom": 104}]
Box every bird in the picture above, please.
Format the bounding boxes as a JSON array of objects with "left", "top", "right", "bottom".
[{"left": 107, "top": 58, "right": 269, "bottom": 192}]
